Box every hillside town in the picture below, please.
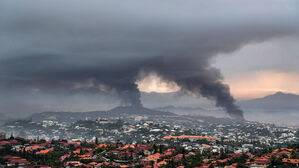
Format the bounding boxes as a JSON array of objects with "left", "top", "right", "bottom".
[
  {"left": 1, "top": 115, "right": 298, "bottom": 147},
  {"left": 0, "top": 108, "right": 298, "bottom": 168},
  {"left": 0, "top": 115, "right": 298, "bottom": 167},
  {"left": 0, "top": 135, "right": 298, "bottom": 168}
]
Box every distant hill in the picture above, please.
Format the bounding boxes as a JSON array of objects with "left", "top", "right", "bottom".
[
  {"left": 155, "top": 105, "right": 206, "bottom": 111},
  {"left": 153, "top": 105, "right": 210, "bottom": 115},
  {"left": 239, "top": 92, "right": 299, "bottom": 110},
  {"left": 30, "top": 106, "right": 176, "bottom": 122}
]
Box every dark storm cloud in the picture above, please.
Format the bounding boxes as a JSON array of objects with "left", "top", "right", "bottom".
[{"left": 0, "top": 0, "right": 298, "bottom": 119}]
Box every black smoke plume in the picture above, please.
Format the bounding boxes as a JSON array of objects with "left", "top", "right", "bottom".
[{"left": 0, "top": 0, "right": 298, "bottom": 119}]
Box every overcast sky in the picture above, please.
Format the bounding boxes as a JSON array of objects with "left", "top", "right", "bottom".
[
  {"left": 214, "top": 36, "right": 299, "bottom": 99},
  {"left": 0, "top": 0, "right": 298, "bottom": 118}
]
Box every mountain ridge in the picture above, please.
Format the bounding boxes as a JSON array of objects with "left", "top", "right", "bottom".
[
  {"left": 30, "top": 106, "right": 176, "bottom": 122},
  {"left": 239, "top": 91, "right": 299, "bottom": 110}
]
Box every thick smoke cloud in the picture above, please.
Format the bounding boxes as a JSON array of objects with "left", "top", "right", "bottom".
[{"left": 0, "top": 0, "right": 298, "bottom": 119}]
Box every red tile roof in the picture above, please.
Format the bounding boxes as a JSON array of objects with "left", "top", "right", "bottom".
[{"left": 282, "top": 159, "right": 299, "bottom": 164}]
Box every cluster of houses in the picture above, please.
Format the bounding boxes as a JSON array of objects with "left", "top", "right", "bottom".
[
  {"left": 2, "top": 116, "right": 298, "bottom": 148},
  {"left": 0, "top": 135, "right": 298, "bottom": 168}
]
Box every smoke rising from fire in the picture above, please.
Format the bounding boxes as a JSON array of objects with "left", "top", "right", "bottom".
[{"left": 0, "top": 0, "right": 298, "bottom": 119}]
